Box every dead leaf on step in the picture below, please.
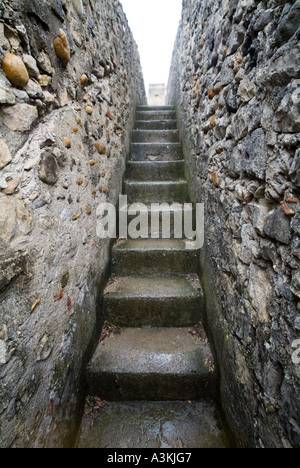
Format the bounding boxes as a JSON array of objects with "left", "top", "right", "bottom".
[
  {"left": 67, "top": 296, "right": 72, "bottom": 311},
  {"left": 31, "top": 298, "right": 41, "bottom": 313},
  {"left": 189, "top": 322, "right": 206, "bottom": 339},
  {"left": 204, "top": 359, "right": 215, "bottom": 373},
  {"left": 54, "top": 291, "right": 64, "bottom": 302},
  {"left": 84, "top": 396, "right": 107, "bottom": 415},
  {"left": 106, "top": 110, "right": 114, "bottom": 120},
  {"left": 72, "top": 212, "right": 80, "bottom": 221},
  {"left": 107, "top": 275, "right": 117, "bottom": 286},
  {"left": 100, "top": 321, "right": 121, "bottom": 342}
]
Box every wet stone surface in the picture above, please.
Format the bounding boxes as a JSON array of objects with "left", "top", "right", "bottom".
[
  {"left": 86, "top": 327, "right": 215, "bottom": 402},
  {"left": 78, "top": 401, "right": 228, "bottom": 449}
]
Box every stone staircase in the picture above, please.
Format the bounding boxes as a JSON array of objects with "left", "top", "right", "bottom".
[{"left": 78, "top": 106, "right": 227, "bottom": 448}]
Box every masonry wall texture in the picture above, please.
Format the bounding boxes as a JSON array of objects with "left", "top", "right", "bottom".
[
  {"left": 0, "top": 0, "right": 146, "bottom": 447},
  {"left": 167, "top": 0, "right": 300, "bottom": 448}
]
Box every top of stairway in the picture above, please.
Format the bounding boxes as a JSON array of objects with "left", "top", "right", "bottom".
[{"left": 137, "top": 105, "right": 175, "bottom": 112}]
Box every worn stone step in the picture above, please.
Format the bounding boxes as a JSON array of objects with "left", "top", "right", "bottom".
[
  {"left": 125, "top": 181, "right": 189, "bottom": 204},
  {"left": 135, "top": 120, "right": 178, "bottom": 130},
  {"left": 136, "top": 110, "right": 177, "bottom": 121},
  {"left": 103, "top": 275, "right": 203, "bottom": 327},
  {"left": 137, "top": 105, "right": 175, "bottom": 112},
  {"left": 78, "top": 400, "right": 227, "bottom": 448},
  {"left": 132, "top": 130, "right": 179, "bottom": 143},
  {"left": 112, "top": 239, "right": 199, "bottom": 275},
  {"left": 131, "top": 143, "right": 182, "bottom": 161},
  {"left": 87, "top": 328, "right": 215, "bottom": 401},
  {"left": 118, "top": 203, "right": 194, "bottom": 238},
  {"left": 126, "top": 160, "right": 185, "bottom": 181}
]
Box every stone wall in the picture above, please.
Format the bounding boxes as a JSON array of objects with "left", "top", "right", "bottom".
[
  {"left": 0, "top": 0, "right": 146, "bottom": 447},
  {"left": 167, "top": 0, "right": 300, "bottom": 448}
]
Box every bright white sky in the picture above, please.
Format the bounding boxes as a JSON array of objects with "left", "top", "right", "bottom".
[{"left": 120, "top": 0, "right": 182, "bottom": 95}]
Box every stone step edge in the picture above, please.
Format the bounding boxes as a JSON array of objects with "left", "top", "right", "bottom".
[
  {"left": 103, "top": 274, "right": 203, "bottom": 296},
  {"left": 124, "top": 180, "right": 188, "bottom": 185},
  {"left": 137, "top": 106, "right": 175, "bottom": 111},
  {"left": 126, "top": 160, "right": 184, "bottom": 164},
  {"left": 135, "top": 119, "right": 177, "bottom": 123},
  {"left": 112, "top": 240, "right": 199, "bottom": 251}
]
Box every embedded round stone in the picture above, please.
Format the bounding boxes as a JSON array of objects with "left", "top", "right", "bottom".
[
  {"left": 1, "top": 53, "right": 29, "bottom": 88},
  {"left": 54, "top": 29, "right": 70, "bottom": 67}
]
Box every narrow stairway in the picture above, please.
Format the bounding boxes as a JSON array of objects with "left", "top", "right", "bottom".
[{"left": 78, "top": 106, "right": 227, "bottom": 448}]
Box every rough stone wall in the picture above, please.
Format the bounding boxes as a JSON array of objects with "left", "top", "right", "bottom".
[
  {"left": 0, "top": 0, "right": 146, "bottom": 448},
  {"left": 167, "top": 0, "right": 300, "bottom": 448}
]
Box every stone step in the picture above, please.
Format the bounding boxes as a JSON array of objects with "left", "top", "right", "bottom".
[
  {"left": 135, "top": 120, "right": 178, "bottom": 130},
  {"left": 103, "top": 275, "right": 203, "bottom": 327},
  {"left": 126, "top": 160, "right": 185, "bottom": 181},
  {"left": 78, "top": 400, "right": 227, "bottom": 448},
  {"left": 125, "top": 180, "right": 189, "bottom": 204},
  {"left": 87, "top": 328, "right": 215, "bottom": 401},
  {"left": 131, "top": 143, "right": 182, "bottom": 161},
  {"left": 112, "top": 239, "right": 199, "bottom": 275},
  {"left": 137, "top": 105, "right": 175, "bottom": 112},
  {"left": 136, "top": 110, "right": 177, "bottom": 121},
  {"left": 118, "top": 203, "right": 194, "bottom": 238},
  {"left": 132, "top": 130, "right": 179, "bottom": 143}
]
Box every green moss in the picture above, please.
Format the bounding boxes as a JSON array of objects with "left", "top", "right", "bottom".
[{"left": 60, "top": 271, "right": 70, "bottom": 289}]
